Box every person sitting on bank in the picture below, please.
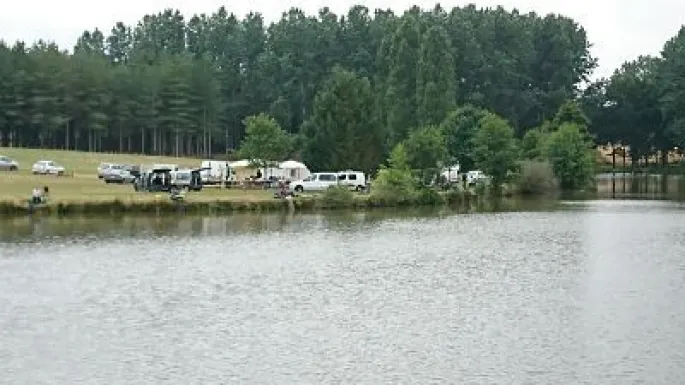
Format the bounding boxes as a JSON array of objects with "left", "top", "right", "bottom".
[
  {"left": 30, "top": 186, "right": 49, "bottom": 204},
  {"left": 31, "top": 187, "right": 42, "bottom": 204},
  {"left": 42, "top": 186, "right": 50, "bottom": 203}
]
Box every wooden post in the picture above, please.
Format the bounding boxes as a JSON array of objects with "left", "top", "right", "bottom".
[{"left": 612, "top": 149, "right": 616, "bottom": 197}]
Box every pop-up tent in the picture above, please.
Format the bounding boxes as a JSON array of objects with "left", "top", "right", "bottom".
[{"left": 230, "top": 159, "right": 259, "bottom": 181}]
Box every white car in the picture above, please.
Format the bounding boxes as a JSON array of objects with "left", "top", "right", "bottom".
[
  {"left": 32, "top": 160, "right": 65, "bottom": 175},
  {"left": 291, "top": 172, "right": 339, "bottom": 193}
]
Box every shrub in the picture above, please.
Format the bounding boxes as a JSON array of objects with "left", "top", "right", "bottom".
[
  {"left": 369, "top": 143, "right": 419, "bottom": 206},
  {"left": 370, "top": 167, "right": 417, "bottom": 206},
  {"left": 321, "top": 185, "right": 355, "bottom": 208},
  {"left": 517, "top": 160, "right": 559, "bottom": 195},
  {"left": 414, "top": 186, "right": 445, "bottom": 205}
]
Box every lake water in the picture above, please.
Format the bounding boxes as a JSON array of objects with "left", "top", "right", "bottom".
[{"left": 1, "top": 200, "right": 685, "bottom": 384}]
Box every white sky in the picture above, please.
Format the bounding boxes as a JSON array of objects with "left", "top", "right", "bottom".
[{"left": 1, "top": 0, "right": 684, "bottom": 79}]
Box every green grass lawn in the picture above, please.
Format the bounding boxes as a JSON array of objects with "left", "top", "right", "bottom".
[
  {"left": 0, "top": 147, "right": 273, "bottom": 204},
  {"left": 0, "top": 147, "right": 202, "bottom": 175}
]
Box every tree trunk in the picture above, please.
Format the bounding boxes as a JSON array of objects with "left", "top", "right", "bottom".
[
  {"left": 225, "top": 124, "right": 229, "bottom": 154},
  {"left": 64, "top": 121, "right": 70, "bottom": 150},
  {"left": 141, "top": 127, "right": 146, "bottom": 154},
  {"left": 208, "top": 129, "right": 212, "bottom": 158},
  {"left": 152, "top": 127, "right": 157, "bottom": 154},
  {"left": 203, "top": 108, "right": 207, "bottom": 158},
  {"left": 119, "top": 123, "right": 123, "bottom": 152},
  {"left": 175, "top": 129, "right": 179, "bottom": 157}
]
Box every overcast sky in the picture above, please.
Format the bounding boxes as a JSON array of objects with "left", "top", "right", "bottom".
[{"left": 1, "top": 0, "right": 683, "bottom": 79}]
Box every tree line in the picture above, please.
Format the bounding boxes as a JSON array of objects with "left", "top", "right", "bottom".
[
  {"left": 0, "top": 5, "right": 594, "bottom": 158},
  {"left": 1, "top": 3, "right": 683, "bottom": 174}
]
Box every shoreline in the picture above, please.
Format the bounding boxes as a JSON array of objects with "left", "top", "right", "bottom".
[{"left": 0, "top": 191, "right": 486, "bottom": 217}]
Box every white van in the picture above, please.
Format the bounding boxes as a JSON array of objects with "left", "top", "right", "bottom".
[
  {"left": 291, "top": 172, "right": 339, "bottom": 193},
  {"left": 337, "top": 170, "right": 367, "bottom": 191}
]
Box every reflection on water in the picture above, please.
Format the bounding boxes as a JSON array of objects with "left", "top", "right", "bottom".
[
  {"left": 595, "top": 173, "right": 685, "bottom": 200},
  {"left": 1, "top": 200, "right": 685, "bottom": 384},
  {"left": 0, "top": 198, "right": 562, "bottom": 243}
]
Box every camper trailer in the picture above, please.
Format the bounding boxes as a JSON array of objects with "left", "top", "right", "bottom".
[{"left": 199, "top": 160, "right": 234, "bottom": 185}]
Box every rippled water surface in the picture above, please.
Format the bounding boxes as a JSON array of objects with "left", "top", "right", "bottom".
[{"left": 1, "top": 201, "right": 685, "bottom": 384}]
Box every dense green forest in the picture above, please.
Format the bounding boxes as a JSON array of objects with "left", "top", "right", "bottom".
[{"left": 0, "top": 3, "right": 683, "bottom": 169}]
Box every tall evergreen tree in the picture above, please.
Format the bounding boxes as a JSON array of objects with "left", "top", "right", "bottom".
[{"left": 416, "top": 25, "right": 455, "bottom": 126}]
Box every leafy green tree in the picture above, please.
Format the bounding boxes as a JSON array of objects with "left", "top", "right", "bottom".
[
  {"left": 581, "top": 80, "right": 617, "bottom": 144},
  {"left": 521, "top": 128, "right": 545, "bottom": 160},
  {"left": 402, "top": 125, "right": 448, "bottom": 184},
  {"left": 605, "top": 56, "right": 664, "bottom": 164},
  {"left": 302, "top": 67, "right": 386, "bottom": 172},
  {"left": 551, "top": 100, "right": 590, "bottom": 130},
  {"left": 657, "top": 29, "right": 685, "bottom": 153},
  {"left": 473, "top": 113, "right": 519, "bottom": 192},
  {"left": 238, "top": 113, "right": 292, "bottom": 166},
  {"left": 439, "top": 105, "right": 488, "bottom": 172},
  {"left": 545, "top": 123, "right": 595, "bottom": 190}
]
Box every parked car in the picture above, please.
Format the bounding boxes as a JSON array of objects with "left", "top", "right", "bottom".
[
  {"left": 291, "top": 172, "right": 339, "bottom": 193},
  {"left": 103, "top": 164, "right": 138, "bottom": 184},
  {"left": 0, "top": 155, "right": 18, "bottom": 171},
  {"left": 337, "top": 170, "right": 367, "bottom": 191},
  {"left": 133, "top": 167, "right": 174, "bottom": 192},
  {"left": 170, "top": 168, "right": 205, "bottom": 191},
  {"left": 32, "top": 160, "right": 65, "bottom": 175},
  {"left": 97, "top": 162, "right": 116, "bottom": 179}
]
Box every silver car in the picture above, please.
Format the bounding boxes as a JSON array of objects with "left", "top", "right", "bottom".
[
  {"left": 97, "top": 163, "right": 116, "bottom": 179},
  {"left": 103, "top": 164, "right": 137, "bottom": 184},
  {"left": 0, "top": 155, "right": 18, "bottom": 171}
]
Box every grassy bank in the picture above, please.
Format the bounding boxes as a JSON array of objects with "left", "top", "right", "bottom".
[
  {"left": 0, "top": 147, "right": 537, "bottom": 217},
  {"left": 0, "top": 188, "right": 486, "bottom": 217}
]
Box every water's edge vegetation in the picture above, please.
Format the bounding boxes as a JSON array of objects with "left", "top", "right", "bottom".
[{"left": 0, "top": 186, "right": 558, "bottom": 217}]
